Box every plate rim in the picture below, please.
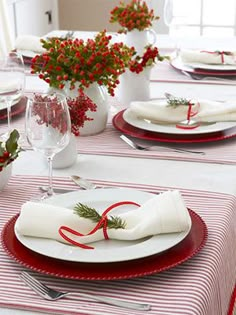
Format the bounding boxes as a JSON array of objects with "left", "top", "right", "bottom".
[
  {"left": 184, "top": 62, "right": 236, "bottom": 71},
  {"left": 123, "top": 106, "right": 236, "bottom": 135},
  {"left": 113, "top": 109, "right": 236, "bottom": 143},
  {"left": 171, "top": 56, "right": 236, "bottom": 76},
  {"left": 14, "top": 188, "right": 191, "bottom": 263},
  {"left": 1, "top": 210, "right": 207, "bottom": 280}
]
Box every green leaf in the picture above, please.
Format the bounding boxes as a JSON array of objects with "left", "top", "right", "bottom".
[
  {"left": 0, "top": 146, "right": 4, "bottom": 156},
  {"left": 5, "top": 129, "right": 20, "bottom": 154}
]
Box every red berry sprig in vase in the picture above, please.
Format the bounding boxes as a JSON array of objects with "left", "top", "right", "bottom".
[{"left": 110, "top": 0, "right": 159, "bottom": 33}]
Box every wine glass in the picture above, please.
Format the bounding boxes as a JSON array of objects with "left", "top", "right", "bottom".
[
  {"left": 163, "top": 0, "right": 182, "bottom": 57},
  {"left": 163, "top": 0, "right": 174, "bottom": 28},
  {"left": 25, "top": 93, "right": 71, "bottom": 199},
  {"left": 0, "top": 52, "right": 25, "bottom": 139}
]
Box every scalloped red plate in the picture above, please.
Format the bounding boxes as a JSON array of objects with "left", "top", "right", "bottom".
[
  {"left": 0, "top": 96, "right": 27, "bottom": 120},
  {"left": 112, "top": 110, "right": 236, "bottom": 143},
  {"left": 1, "top": 210, "right": 207, "bottom": 280}
]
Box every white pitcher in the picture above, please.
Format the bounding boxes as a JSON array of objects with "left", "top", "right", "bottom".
[{"left": 124, "top": 29, "right": 157, "bottom": 56}]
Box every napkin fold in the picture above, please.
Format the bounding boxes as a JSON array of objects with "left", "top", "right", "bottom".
[
  {"left": 15, "top": 190, "right": 191, "bottom": 245},
  {"left": 129, "top": 99, "right": 236, "bottom": 123},
  {"left": 180, "top": 49, "right": 236, "bottom": 65},
  {"left": 15, "top": 35, "right": 45, "bottom": 53}
]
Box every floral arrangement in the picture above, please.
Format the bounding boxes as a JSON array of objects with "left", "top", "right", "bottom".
[
  {"left": 32, "top": 94, "right": 97, "bottom": 136},
  {"left": 0, "top": 130, "right": 21, "bottom": 172},
  {"left": 31, "top": 30, "right": 134, "bottom": 97},
  {"left": 110, "top": 0, "right": 159, "bottom": 33}
]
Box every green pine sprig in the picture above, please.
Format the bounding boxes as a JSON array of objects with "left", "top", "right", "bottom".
[
  {"left": 73, "top": 203, "right": 126, "bottom": 229},
  {"left": 166, "top": 96, "right": 191, "bottom": 108}
]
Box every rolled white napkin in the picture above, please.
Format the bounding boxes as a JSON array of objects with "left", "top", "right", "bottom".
[
  {"left": 129, "top": 99, "right": 236, "bottom": 123},
  {"left": 180, "top": 49, "right": 236, "bottom": 65},
  {"left": 15, "top": 35, "right": 45, "bottom": 54},
  {"left": 15, "top": 190, "right": 191, "bottom": 245}
]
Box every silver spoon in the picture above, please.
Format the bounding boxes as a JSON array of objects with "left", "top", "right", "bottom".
[
  {"left": 70, "top": 175, "right": 98, "bottom": 189},
  {"left": 71, "top": 176, "right": 122, "bottom": 190},
  {"left": 39, "top": 177, "right": 101, "bottom": 194},
  {"left": 39, "top": 186, "right": 75, "bottom": 194}
]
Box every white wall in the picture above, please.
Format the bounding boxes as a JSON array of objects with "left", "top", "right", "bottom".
[{"left": 57, "top": 0, "right": 169, "bottom": 34}]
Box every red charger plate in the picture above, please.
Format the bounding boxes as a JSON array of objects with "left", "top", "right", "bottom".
[
  {"left": 0, "top": 97, "right": 27, "bottom": 121},
  {"left": 112, "top": 110, "right": 236, "bottom": 143},
  {"left": 1, "top": 210, "right": 207, "bottom": 280}
]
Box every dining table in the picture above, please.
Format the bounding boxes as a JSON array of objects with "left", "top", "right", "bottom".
[{"left": 0, "top": 31, "right": 236, "bottom": 315}]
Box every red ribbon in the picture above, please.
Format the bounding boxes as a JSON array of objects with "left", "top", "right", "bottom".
[
  {"left": 200, "top": 50, "right": 229, "bottom": 64},
  {"left": 58, "top": 201, "right": 140, "bottom": 249},
  {"left": 176, "top": 101, "right": 200, "bottom": 130}
]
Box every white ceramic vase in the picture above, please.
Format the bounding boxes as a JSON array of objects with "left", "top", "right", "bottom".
[
  {"left": 124, "top": 29, "right": 157, "bottom": 56},
  {"left": 116, "top": 67, "right": 152, "bottom": 108},
  {"left": 0, "top": 163, "right": 12, "bottom": 191},
  {"left": 63, "top": 82, "right": 109, "bottom": 136}
]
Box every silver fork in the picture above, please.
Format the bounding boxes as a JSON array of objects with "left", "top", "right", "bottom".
[
  {"left": 120, "top": 135, "right": 205, "bottom": 155},
  {"left": 19, "top": 272, "right": 151, "bottom": 311},
  {"left": 182, "top": 71, "right": 236, "bottom": 83}
]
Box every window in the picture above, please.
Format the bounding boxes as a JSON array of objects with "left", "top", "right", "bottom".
[{"left": 165, "top": 0, "right": 236, "bottom": 37}]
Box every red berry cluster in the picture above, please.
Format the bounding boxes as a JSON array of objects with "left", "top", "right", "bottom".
[
  {"left": 67, "top": 92, "right": 97, "bottom": 136},
  {"left": 31, "top": 93, "right": 97, "bottom": 137},
  {"left": 110, "top": 0, "right": 159, "bottom": 33},
  {"left": 0, "top": 151, "right": 10, "bottom": 172},
  {"left": 31, "top": 31, "right": 134, "bottom": 97},
  {"left": 129, "top": 45, "right": 164, "bottom": 73},
  {"left": 0, "top": 129, "right": 20, "bottom": 172}
]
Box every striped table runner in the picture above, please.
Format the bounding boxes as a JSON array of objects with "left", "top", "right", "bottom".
[
  {"left": 1, "top": 88, "right": 236, "bottom": 165},
  {"left": 150, "top": 60, "right": 236, "bottom": 86},
  {"left": 76, "top": 123, "right": 236, "bottom": 165},
  {"left": 0, "top": 176, "right": 235, "bottom": 315},
  {"left": 2, "top": 114, "right": 236, "bottom": 165}
]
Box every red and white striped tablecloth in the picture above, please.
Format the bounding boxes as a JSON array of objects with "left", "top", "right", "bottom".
[
  {"left": 76, "top": 123, "right": 236, "bottom": 165},
  {"left": 2, "top": 114, "right": 236, "bottom": 165},
  {"left": 0, "top": 176, "right": 235, "bottom": 315}
]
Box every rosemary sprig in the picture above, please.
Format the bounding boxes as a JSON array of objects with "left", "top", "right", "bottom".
[
  {"left": 166, "top": 96, "right": 191, "bottom": 108},
  {"left": 73, "top": 203, "right": 126, "bottom": 229}
]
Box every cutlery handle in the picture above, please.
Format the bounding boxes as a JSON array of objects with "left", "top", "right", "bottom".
[
  {"left": 147, "top": 146, "right": 205, "bottom": 155},
  {"left": 68, "top": 292, "right": 151, "bottom": 311}
]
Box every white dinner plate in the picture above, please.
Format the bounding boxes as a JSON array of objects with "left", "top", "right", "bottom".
[
  {"left": 184, "top": 62, "right": 236, "bottom": 71},
  {"left": 14, "top": 188, "right": 191, "bottom": 263},
  {"left": 171, "top": 56, "right": 236, "bottom": 74},
  {"left": 123, "top": 106, "right": 236, "bottom": 135},
  {"left": 17, "top": 49, "right": 39, "bottom": 58}
]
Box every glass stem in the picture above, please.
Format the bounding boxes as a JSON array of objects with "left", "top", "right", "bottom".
[
  {"left": 47, "top": 156, "right": 54, "bottom": 197},
  {"left": 6, "top": 99, "right": 12, "bottom": 132}
]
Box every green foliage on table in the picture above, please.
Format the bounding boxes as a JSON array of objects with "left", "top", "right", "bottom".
[
  {"left": 74, "top": 203, "right": 126, "bottom": 229},
  {"left": 0, "top": 129, "right": 21, "bottom": 170}
]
